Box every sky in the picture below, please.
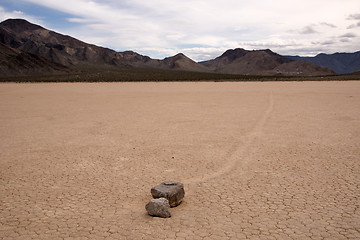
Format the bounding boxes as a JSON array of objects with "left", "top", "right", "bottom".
[{"left": 1, "top": 0, "right": 360, "bottom": 61}]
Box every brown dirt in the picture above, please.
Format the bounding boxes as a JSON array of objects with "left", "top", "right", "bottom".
[{"left": 1, "top": 81, "right": 359, "bottom": 239}]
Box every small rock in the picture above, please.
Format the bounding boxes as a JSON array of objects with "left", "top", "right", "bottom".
[
  {"left": 151, "top": 181, "right": 185, "bottom": 207},
  {"left": 145, "top": 198, "right": 171, "bottom": 218}
]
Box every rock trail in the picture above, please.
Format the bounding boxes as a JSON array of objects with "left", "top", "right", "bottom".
[{"left": 184, "top": 92, "right": 274, "bottom": 185}]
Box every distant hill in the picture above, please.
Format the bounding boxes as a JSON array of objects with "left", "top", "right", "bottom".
[
  {"left": 201, "top": 48, "right": 335, "bottom": 76},
  {"left": 0, "top": 43, "right": 67, "bottom": 76},
  {"left": 158, "top": 53, "right": 210, "bottom": 72},
  {"left": 287, "top": 52, "right": 360, "bottom": 74}
]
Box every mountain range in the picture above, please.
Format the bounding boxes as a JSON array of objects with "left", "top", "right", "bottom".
[
  {"left": 200, "top": 48, "right": 334, "bottom": 76},
  {"left": 0, "top": 19, "right": 209, "bottom": 75},
  {"left": 1, "top": 18, "right": 358, "bottom": 78},
  {"left": 287, "top": 52, "right": 360, "bottom": 74}
]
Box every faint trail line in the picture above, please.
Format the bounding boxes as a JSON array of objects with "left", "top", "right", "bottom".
[{"left": 183, "top": 92, "right": 274, "bottom": 185}]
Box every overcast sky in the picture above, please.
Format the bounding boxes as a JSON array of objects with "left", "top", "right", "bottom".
[{"left": 1, "top": 0, "right": 359, "bottom": 61}]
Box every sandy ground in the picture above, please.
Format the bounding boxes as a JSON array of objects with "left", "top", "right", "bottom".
[{"left": 0, "top": 81, "right": 359, "bottom": 240}]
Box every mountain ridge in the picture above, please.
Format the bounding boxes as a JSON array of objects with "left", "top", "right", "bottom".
[
  {"left": 201, "top": 48, "right": 334, "bottom": 76},
  {"left": 287, "top": 52, "right": 360, "bottom": 74},
  {"left": 0, "top": 19, "right": 209, "bottom": 73},
  {"left": 0, "top": 18, "right": 339, "bottom": 77}
]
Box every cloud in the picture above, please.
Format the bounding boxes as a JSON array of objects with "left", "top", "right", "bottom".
[
  {"left": 340, "top": 33, "right": 357, "bottom": 38},
  {"left": 338, "top": 32, "right": 357, "bottom": 44},
  {"left": 67, "top": 18, "right": 95, "bottom": 23},
  {"left": 166, "top": 33, "right": 187, "bottom": 41},
  {"left": 347, "top": 12, "right": 360, "bottom": 29},
  {"left": 320, "top": 22, "right": 337, "bottom": 28},
  {"left": 347, "top": 22, "right": 360, "bottom": 29},
  {"left": 347, "top": 13, "right": 360, "bottom": 20},
  {"left": 340, "top": 38, "right": 350, "bottom": 43},
  {"left": 299, "top": 25, "right": 318, "bottom": 34},
  {"left": 298, "top": 22, "right": 337, "bottom": 35},
  {"left": 13, "top": 10, "right": 24, "bottom": 15},
  {"left": 239, "top": 39, "right": 301, "bottom": 49},
  {"left": 312, "top": 40, "right": 336, "bottom": 46}
]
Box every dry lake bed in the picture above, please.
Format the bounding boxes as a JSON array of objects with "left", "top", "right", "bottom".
[{"left": 0, "top": 81, "right": 359, "bottom": 239}]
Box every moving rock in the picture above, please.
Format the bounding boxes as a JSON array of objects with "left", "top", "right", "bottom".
[
  {"left": 145, "top": 198, "right": 171, "bottom": 218},
  {"left": 151, "top": 181, "right": 185, "bottom": 207}
]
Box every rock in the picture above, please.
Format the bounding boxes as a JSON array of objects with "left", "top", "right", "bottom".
[
  {"left": 151, "top": 181, "right": 185, "bottom": 207},
  {"left": 145, "top": 198, "right": 171, "bottom": 218}
]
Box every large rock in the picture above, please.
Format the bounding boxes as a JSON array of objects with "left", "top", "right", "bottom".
[
  {"left": 151, "top": 181, "right": 185, "bottom": 207},
  {"left": 145, "top": 198, "right": 171, "bottom": 218}
]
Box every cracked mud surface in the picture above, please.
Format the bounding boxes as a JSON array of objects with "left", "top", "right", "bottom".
[{"left": 1, "top": 81, "right": 359, "bottom": 239}]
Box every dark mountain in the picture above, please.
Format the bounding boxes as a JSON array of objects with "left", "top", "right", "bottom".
[
  {"left": 158, "top": 53, "right": 210, "bottom": 72},
  {"left": 0, "top": 19, "right": 161, "bottom": 67},
  {"left": 287, "top": 52, "right": 360, "bottom": 74},
  {"left": 0, "top": 43, "right": 67, "bottom": 76},
  {"left": 201, "top": 48, "right": 335, "bottom": 76}
]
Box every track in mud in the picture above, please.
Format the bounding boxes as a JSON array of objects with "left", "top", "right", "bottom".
[{"left": 183, "top": 92, "right": 274, "bottom": 185}]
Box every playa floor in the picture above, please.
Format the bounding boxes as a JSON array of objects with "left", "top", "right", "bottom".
[{"left": 1, "top": 81, "right": 359, "bottom": 239}]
